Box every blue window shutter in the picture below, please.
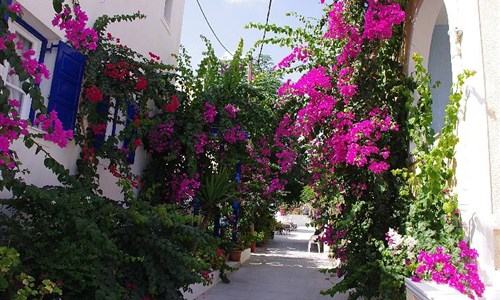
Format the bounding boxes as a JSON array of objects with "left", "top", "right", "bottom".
[
  {"left": 123, "top": 103, "right": 136, "bottom": 164},
  {"left": 47, "top": 41, "right": 85, "bottom": 130}
]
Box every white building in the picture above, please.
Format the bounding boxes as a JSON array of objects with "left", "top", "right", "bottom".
[
  {"left": 405, "top": 0, "right": 500, "bottom": 298},
  {"left": 1, "top": 0, "right": 186, "bottom": 200}
]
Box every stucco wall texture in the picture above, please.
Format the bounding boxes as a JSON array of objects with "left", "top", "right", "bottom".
[{"left": 479, "top": 0, "right": 500, "bottom": 226}]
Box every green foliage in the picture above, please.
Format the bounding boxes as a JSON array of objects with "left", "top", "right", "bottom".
[
  {"left": 250, "top": 3, "right": 412, "bottom": 299},
  {"left": 75, "top": 12, "right": 179, "bottom": 197},
  {"left": 405, "top": 54, "right": 474, "bottom": 247},
  {"left": 300, "top": 185, "right": 317, "bottom": 204},
  {"left": 115, "top": 201, "right": 217, "bottom": 299},
  {"left": 0, "top": 186, "right": 123, "bottom": 298},
  {"left": 197, "top": 168, "right": 238, "bottom": 206},
  {"left": 0, "top": 6, "right": 284, "bottom": 300},
  {"left": 93, "top": 13, "right": 146, "bottom": 36},
  {"left": 0, "top": 185, "right": 219, "bottom": 299},
  {"left": 196, "top": 168, "right": 238, "bottom": 229},
  {"left": 0, "top": 246, "right": 62, "bottom": 300},
  {"left": 52, "top": 0, "right": 64, "bottom": 13},
  {"left": 378, "top": 55, "right": 475, "bottom": 296}
]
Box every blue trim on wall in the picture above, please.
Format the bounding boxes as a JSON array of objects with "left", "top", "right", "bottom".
[
  {"left": 14, "top": 18, "right": 48, "bottom": 63},
  {"left": 2, "top": 0, "right": 49, "bottom": 63}
]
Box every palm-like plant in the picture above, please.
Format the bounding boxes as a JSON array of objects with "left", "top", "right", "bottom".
[{"left": 196, "top": 167, "right": 238, "bottom": 230}]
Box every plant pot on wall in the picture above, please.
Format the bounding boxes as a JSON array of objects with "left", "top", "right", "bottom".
[{"left": 229, "top": 250, "right": 242, "bottom": 262}]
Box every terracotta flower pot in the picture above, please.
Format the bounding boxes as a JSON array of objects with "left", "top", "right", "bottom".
[
  {"left": 250, "top": 243, "right": 256, "bottom": 252},
  {"left": 230, "top": 250, "right": 242, "bottom": 262}
]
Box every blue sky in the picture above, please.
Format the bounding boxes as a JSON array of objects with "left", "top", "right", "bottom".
[{"left": 180, "top": 0, "right": 325, "bottom": 69}]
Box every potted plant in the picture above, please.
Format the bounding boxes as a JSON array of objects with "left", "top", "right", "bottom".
[
  {"left": 229, "top": 239, "right": 247, "bottom": 261},
  {"left": 248, "top": 231, "right": 264, "bottom": 252}
]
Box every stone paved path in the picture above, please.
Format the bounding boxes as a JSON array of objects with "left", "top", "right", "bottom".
[{"left": 196, "top": 215, "right": 348, "bottom": 300}]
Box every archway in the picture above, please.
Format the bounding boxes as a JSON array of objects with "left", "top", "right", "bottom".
[
  {"left": 428, "top": 4, "right": 452, "bottom": 132},
  {"left": 406, "top": 0, "right": 452, "bottom": 132}
]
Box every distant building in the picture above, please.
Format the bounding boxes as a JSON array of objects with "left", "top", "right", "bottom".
[{"left": 405, "top": 0, "right": 500, "bottom": 298}]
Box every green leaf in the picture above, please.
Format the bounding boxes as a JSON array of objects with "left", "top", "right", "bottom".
[
  {"left": 24, "top": 138, "right": 34, "bottom": 149},
  {"left": 44, "top": 158, "right": 54, "bottom": 169},
  {"left": 52, "top": 0, "right": 63, "bottom": 13},
  {"left": 35, "top": 146, "right": 43, "bottom": 155},
  {"left": 21, "top": 82, "right": 31, "bottom": 94}
]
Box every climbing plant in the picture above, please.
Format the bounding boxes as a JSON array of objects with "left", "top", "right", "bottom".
[
  {"left": 251, "top": 0, "right": 484, "bottom": 299},
  {"left": 379, "top": 55, "right": 482, "bottom": 299},
  {"left": 249, "top": 0, "right": 411, "bottom": 298},
  {"left": 0, "top": 2, "right": 235, "bottom": 298}
]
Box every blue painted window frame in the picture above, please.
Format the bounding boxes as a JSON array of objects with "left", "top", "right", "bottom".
[
  {"left": 2, "top": 5, "right": 49, "bottom": 122},
  {"left": 3, "top": 0, "right": 47, "bottom": 64},
  {"left": 14, "top": 18, "right": 48, "bottom": 64}
]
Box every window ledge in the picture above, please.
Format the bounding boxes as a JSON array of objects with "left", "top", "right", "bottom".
[{"left": 405, "top": 278, "right": 470, "bottom": 300}]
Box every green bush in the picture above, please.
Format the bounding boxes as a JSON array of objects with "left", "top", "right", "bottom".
[
  {"left": 0, "top": 246, "right": 62, "bottom": 300},
  {"left": 0, "top": 185, "right": 219, "bottom": 299}
]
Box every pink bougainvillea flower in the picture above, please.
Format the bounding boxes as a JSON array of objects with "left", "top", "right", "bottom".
[
  {"left": 34, "top": 111, "right": 73, "bottom": 148},
  {"left": 363, "top": 0, "right": 406, "bottom": 41},
  {"left": 413, "top": 242, "right": 485, "bottom": 298},
  {"left": 194, "top": 132, "right": 208, "bottom": 154},
  {"left": 203, "top": 102, "right": 217, "bottom": 123},
  {"left": 224, "top": 104, "right": 239, "bottom": 118},
  {"left": 0, "top": 110, "right": 30, "bottom": 169},
  {"left": 167, "top": 173, "right": 201, "bottom": 203},
  {"left": 276, "top": 46, "right": 312, "bottom": 69},
  {"left": 52, "top": 4, "right": 99, "bottom": 51},
  {"left": 147, "top": 121, "right": 176, "bottom": 153},
  {"left": 8, "top": 99, "right": 20, "bottom": 108},
  {"left": 7, "top": 2, "right": 23, "bottom": 14},
  {"left": 6, "top": 33, "right": 16, "bottom": 42},
  {"left": 21, "top": 49, "right": 50, "bottom": 84},
  {"left": 148, "top": 51, "right": 161, "bottom": 61},
  {"left": 222, "top": 125, "right": 247, "bottom": 144}
]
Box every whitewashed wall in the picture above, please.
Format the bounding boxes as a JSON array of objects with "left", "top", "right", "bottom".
[
  {"left": 3, "top": 0, "right": 185, "bottom": 201},
  {"left": 408, "top": 0, "right": 500, "bottom": 294}
]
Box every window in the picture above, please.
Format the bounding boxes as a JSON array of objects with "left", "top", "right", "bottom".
[
  {"left": 0, "top": 21, "right": 43, "bottom": 120},
  {"left": 0, "top": 12, "right": 85, "bottom": 131},
  {"left": 162, "top": 0, "right": 174, "bottom": 31},
  {"left": 94, "top": 99, "right": 136, "bottom": 164}
]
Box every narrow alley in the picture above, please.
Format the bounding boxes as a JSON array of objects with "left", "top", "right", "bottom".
[{"left": 196, "top": 215, "right": 348, "bottom": 300}]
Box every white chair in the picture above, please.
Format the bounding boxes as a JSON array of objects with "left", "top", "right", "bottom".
[
  {"left": 283, "top": 223, "right": 292, "bottom": 234},
  {"left": 308, "top": 234, "right": 321, "bottom": 252}
]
